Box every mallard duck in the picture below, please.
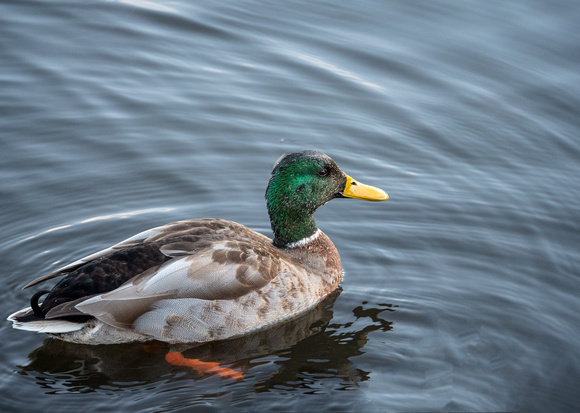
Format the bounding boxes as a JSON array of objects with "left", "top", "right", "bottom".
[{"left": 8, "top": 151, "right": 387, "bottom": 347}]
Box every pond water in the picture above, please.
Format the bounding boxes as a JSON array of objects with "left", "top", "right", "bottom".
[{"left": 1, "top": 1, "right": 579, "bottom": 412}]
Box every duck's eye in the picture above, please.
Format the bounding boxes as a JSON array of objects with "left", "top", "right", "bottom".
[{"left": 317, "top": 169, "right": 329, "bottom": 177}]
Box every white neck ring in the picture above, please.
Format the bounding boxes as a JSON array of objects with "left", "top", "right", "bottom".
[{"left": 285, "top": 229, "right": 321, "bottom": 248}]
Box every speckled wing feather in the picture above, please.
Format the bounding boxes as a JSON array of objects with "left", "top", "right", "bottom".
[
  {"left": 22, "top": 219, "right": 262, "bottom": 289},
  {"left": 70, "top": 236, "right": 285, "bottom": 329},
  {"left": 33, "top": 219, "right": 286, "bottom": 328}
]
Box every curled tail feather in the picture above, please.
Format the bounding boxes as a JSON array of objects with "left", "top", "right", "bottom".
[{"left": 30, "top": 290, "right": 50, "bottom": 318}]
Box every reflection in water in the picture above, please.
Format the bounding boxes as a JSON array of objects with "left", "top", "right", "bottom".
[{"left": 18, "top": 290, "right": 395, "bottom": 396}]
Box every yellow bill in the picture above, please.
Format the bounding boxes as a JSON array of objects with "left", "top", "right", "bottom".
[{"left": 342, "top": 174, "right": 388, "bottom": 201}]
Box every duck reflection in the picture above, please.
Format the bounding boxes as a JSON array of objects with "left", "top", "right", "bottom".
[{"left": 18, "top": 290, "right": 395, "bottom": 393}]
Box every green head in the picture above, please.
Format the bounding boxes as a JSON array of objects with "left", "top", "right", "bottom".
[{"left": 266, "top": 150, "right": 388, "bottom": 247}]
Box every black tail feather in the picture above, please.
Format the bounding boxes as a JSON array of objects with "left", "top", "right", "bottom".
[{"left": 30, "top": 290, "right": 50, "bottom": 318}]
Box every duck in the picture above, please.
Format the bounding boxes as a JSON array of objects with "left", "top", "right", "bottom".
[{"left": 8, "top": 151, "right": 388, "bottom": 349}]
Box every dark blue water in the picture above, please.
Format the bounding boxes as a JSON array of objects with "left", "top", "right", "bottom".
[{"left": 1, "top": 1, "right": 579, "bottom": 411}]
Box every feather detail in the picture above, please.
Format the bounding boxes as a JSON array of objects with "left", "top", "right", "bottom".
[{"left": 8, "top": 308, "right": 84, "bottom": 333}]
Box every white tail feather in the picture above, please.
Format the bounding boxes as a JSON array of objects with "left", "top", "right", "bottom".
[{"left": 7, "top": 308, "right": 85, "bottom": 333}]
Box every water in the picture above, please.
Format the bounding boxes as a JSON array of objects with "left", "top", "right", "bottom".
[{"left": 1, "top": 0, "right": 579, "bottom": 411}]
